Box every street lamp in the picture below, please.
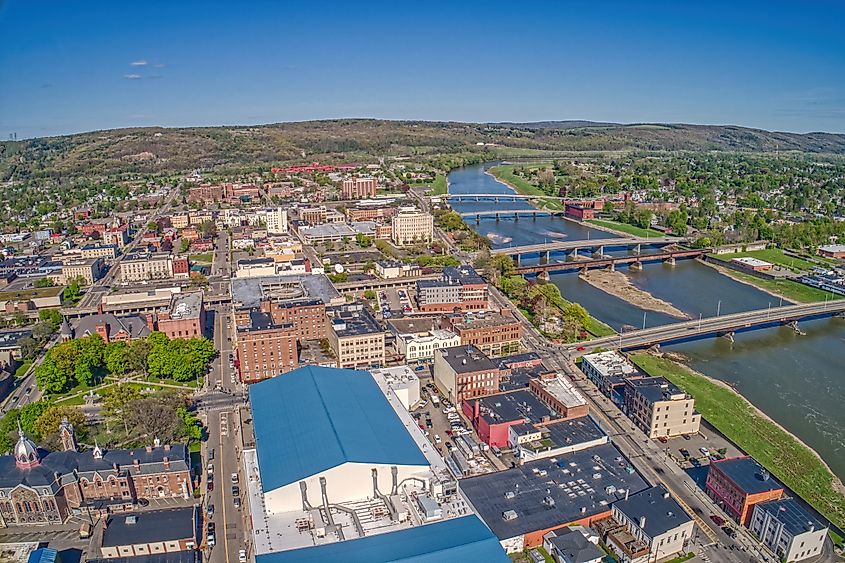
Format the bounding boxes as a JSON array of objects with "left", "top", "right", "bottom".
[
  {"left": 716, "top": 300, "right": 722, "bottom": 317},
  {"left": 642, "top": 311, "right": 647, "bottom": 330}
]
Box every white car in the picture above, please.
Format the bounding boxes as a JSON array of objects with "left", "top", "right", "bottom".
[
  {"left": 238, "top": 549, "right": 247, "bottom": 562},
  {"left": 207, "top": 532, "right": 216, "bottom": 547},
  {"left": 699, "top": 447, "right": 711, "bottom": 457},
  {"left": 434, "top": 434, "right": 441, "bottom": 444}
]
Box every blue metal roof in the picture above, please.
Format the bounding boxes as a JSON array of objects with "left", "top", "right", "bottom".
[
  {"left": 27, "top": 548, "right": 59, "bottom": 563},
  {"left": 250, "top": 365, "right": 428, "bottom": 491},
  {"left": 254, "top": 515, "right": 509, "bottom": 562}
]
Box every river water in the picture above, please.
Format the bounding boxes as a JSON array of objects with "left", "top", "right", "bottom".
[{"left": 448, "top": 162, "right": 845, "bottom": 481}]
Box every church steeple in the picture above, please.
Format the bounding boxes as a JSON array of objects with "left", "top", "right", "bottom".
[{"left": 59, "top": 416, "right": 77, "bottom": 452}]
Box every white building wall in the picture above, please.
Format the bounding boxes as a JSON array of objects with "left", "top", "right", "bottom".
[{"left": 263, "top": 462, "right": 429, "bottom": 514}]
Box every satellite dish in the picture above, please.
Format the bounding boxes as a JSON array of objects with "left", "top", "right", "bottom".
[{"left": 334, "top": 264, "right": 344, "bottom": 273}]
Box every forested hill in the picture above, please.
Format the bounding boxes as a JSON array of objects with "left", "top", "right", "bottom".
[{"left": 3, "top": 119, "right": 845, "bottom": 180}]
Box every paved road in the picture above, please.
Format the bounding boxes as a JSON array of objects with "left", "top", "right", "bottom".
[
  {"left": 487, "top": 285, "right": 774, "bottom": 563},
  {"left": 489, "top": 236, "right": 686, "bottom": 256}
]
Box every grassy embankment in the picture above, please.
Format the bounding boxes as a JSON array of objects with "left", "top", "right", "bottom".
[
  {"left": 412, "top": 174, "right": 447, "bottom": 196},
  {"left": 15, "top": 359, "right": 33, "bottom": 378},
  {"left": 630, "top": 353, "right": 845, "bottom": 535},
  {"left": 488, "top": 164, "right": 564, "bottom": 210},
  {"left": 707, "top": 248, "right": 836, "bottom": 303},
  {"left": 587, "top": 218, "right": 666, "bottom": 238}
]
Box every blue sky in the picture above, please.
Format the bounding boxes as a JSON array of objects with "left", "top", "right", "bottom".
[{"left": 1, "top": 0, "right": 844, "bottom": 139}]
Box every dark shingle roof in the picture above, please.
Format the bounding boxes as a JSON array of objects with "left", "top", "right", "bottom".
[
  {"left": 102, "top": 507, "right": 196, "bottom": 547},
  {"left": 612, "top": 484, "right": 692, "bottom": 538}
]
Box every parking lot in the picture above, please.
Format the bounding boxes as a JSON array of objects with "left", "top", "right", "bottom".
[{"left": 663, "top": 420, "right": 744, "bottom": 470}]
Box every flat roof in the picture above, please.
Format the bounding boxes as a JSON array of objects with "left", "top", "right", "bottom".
[
  {"left": 476, "top": 390, "right": 555, "bottom": 425},
  {"left": 0, "top": 329, "right": 32, "bottom": 349},
  {"left": 443, "top": 265, "right": 485, "bottom": 285},
  {"left": 533, "top": 376, "right": 587, "bottom": 409},
  {"left": 612, "top": 485, "right": 692, "bottom": 538},
  {"left": 581, "top": 351, "right": 640, "bottom": 379},
  {"left": 388, "top": 317, "right": 438, "bottom": 336},
  {"left": 755, "top": 498, "right": 828, "bottom": 536},
  {"left": 731, "top": 257, "right": 773, "bottom": 267},
  {"left": 541, "top": 416, "right": 607, "bottom": 450},
  {"left": 102, "top": 507, "right": 195, "bottom": 547},
  {"left": 253, "top": 515, "right": 508, "bottom": 563},
  {"left": 167, "top": 291, "right": 202, "bottom": 320},
  {"left": 249, "top": 366, "right": 428, "bottom": 492},
  {"left": 460, "top": 442, "right": 648, "bottom": 540},
  {"left": 438, "top": 345, "right": 497, "bottom": 374},
  {"left": 626, "top": 376, "right": 686, "bottom": 404},
  {"left": 819, "top": 244, "right": 845, "bottom": 253},
  {"left": 445, "top": 311, "right": 519, "bottom": 330},
  {"left": 499, "top": 368, "right": 538, "bottom": 392},
  {"left": 497, "top": 352, "right": 543, "bottom": 367},
  {"left": 710, "top": 456, "right": 783, "bottom": 495},
  {"left": 328, "top": 303, "right": 383, "bottom": 337},
  {"left": 231, "top": 274, "right": 340, "bottom": 309},
  {"left": 88, "top": 554, "right": 198, "bottom": 563}
]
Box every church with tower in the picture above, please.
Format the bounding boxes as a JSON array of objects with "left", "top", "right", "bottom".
[{"left": 0, "top": 419, "right": 192, "bottom": 527}]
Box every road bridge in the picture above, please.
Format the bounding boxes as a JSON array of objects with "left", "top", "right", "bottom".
[
  {"left": 490, "top": 236, "right": 687, "bottom": 261},
  {"left": 459, "top": 209, "right": 568, "bottom": 222},
  {"left": 566, "top": 300, "right": 845, "bottom": 355},
  {"left": 516, "top": 248, "right": 706, "bottom": 275},
  {"left": 445, "top": 193, "right": 595, "bottom": 202}
]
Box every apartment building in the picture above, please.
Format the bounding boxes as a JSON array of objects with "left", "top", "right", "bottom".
[
  {"left": 59, "top": 257, "right": 105, "bottom": 285},
  {"left": 433, "top": 344, "right": 504, "bottom": 403},
  {"left": 397, "top": 329, "right": 460, "bottom": 362},
  {"left": 119, "top": 252, "right": 182, "bottom": 282},
  {"left": 416, "top": 265, "right": 489, "bottom": 312},
  {"left": 80, "top": 243, "right": 118, "bottom": 260},
  {"left": 346, "top": 205, "right": 396, "bottom": 222},
  {"left": 236, "top": 311, "right": 299, "bottom": 383},
  {"left": 603, "top": 485, "right": 695, "bottom": 563},
  {"left": 326, "top": 303, "right": 385, "bottom": 369},
  {"left": 260, "top": 207, "right": 288, "bottom": 234},
  {"left": 441, "top": 310, "right": 521, "bottom": 357},
  {"left": 254, "top": 298, "right": 327, "bottom": 341},
  {"left": 298, "top": 206, "right": 328, "bottom": 225},
  {"left": 749, "top": 498, "right": 828, "bottom": 562},
  {"left": 705, "top": 456, "right": 784, "bottom": 525},
  {"left": 341, "top": 177, "right": 377, "bottom": 199},
  {"left": 391, "top": 206, "right": 433, "bottom": 246},
  {"left": 623, "top": 376, "right": 701, "bottom": 438},
  {"left": 580, "top": 351, "right": 641, "bottom": 398}
]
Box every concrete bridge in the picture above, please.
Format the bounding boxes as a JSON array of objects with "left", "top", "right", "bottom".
[
  {"left": 458, "top": 209, "right": 568, "bottom": 222},
  {"left": 516, "top": 248, "right": 706, "bottom": 275},
  {"left": 445, "top": 193, "right": 592, "bottom": 202},
  {"left": 566, "top": 299, "right": 845, "bottom": 355},
  {"left": 490, "top": 236, "right": 687, "bottom": 261}
]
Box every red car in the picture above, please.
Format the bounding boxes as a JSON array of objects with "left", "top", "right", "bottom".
[
  {"left": 577, "top": 346, "right": 586, "bottom": 351},
  {"left": 710, "top": 514, "right": 725, "bottom": 526}
]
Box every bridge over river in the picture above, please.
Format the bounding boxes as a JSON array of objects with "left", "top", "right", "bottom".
[{"left": 565, "top": 300, "right": 845, "bottom": 356}]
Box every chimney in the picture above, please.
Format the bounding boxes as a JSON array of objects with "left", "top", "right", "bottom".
[
  {"left": 145, "top": 312, "right": 157, "bottom": 331},
  {"left": 133, "top": 459, "right": 140, "bottom": 472},
  {"left": 164, "top": 444, "right": 171, "bottom": 452},
  {"left": 639, "top": 516, "right": 647, "bottom": 529},
  {"left": 96, "top": 323, "right": 110, "bottom": 344},
  {"left": 163, "top": 457, "right": 170, "bottom": 470},
  {"left": 145, "top": 445, "right": 152, "bottom": 453}
]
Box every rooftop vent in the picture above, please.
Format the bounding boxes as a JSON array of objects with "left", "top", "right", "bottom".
[
  {"left": 502, "top": 510, "right": 518, "bottom": 521},
  {"left": 504, "top": 491, "right": 515, "bottom": 500},
  {"left": 125, "top": 515, "right": 137, "bottom": 524}
]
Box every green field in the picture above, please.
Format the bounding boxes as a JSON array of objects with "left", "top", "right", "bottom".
[
  {"left": 630, "top": 353, "right": 845, "bottom": 532},
  {"left": 190, "top": 252, "right": 213, "bottom": 263},
  {"left": 587, "top": 219, "right": 666, "bottom": 238},
  {"left": 710, "top": 248, "right": 816, "bottom": 272},
  {"left": 412, "top": 173, "right": 447, "bottom": 196},
  {"left": 489, "top": 165, "right": 564, "bottom": 210},
  {"left": 718, "top": 268, "right": 835, "bottom": 303}
]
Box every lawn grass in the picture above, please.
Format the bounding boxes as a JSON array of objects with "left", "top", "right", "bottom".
[
  {"left": 413, "top": 173, "right": 447, "bottom": 196},
  {"left": 630, "top": 353, "right": 845, "bottom": 532},
  {"left": 710, "top": 248, "right": 816, "bottom": 272},
  {"left": 14, "top": 359, "right": 33, "bottom": 378},
  {"left": 721, "top": 269, "right": 835, "bottom": 303},
  {"left": 489, "top": 165, "right": 564, "bottom": 210},
  {"left": 190, "top": 252, "right": 213, "bottom": 263},
  {"left": 584, "top": 316, "right": 616, "bottom": 338},
  {"left": 587, "top": 219, "right": 666, "bottom": 238}
]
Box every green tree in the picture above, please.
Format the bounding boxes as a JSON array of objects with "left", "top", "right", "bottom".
[
  {"left": 104, "top": 342, "right": 130, "bottom": 376},
  {"left": 35, "top": 356, "right": 73, "bottom": 394},
  {"left": 177, "top": 406, "right": 203, "bottom": 442},
  {"left": 18, "top": 336, "right": 41, "bottom": 360},
  {"left": 363, "top": 289, "right": 376, "bottom": 300},
  {"left": 355, "top": 233, "right": 373, "bottom": 247},
  {"left": 34, "top": 405, "right": 86, "bottom": 439},
  {"left": 0, "top": 409, "right": 22, "bottom": 452},
  {"left": 19, "top": 401, "right": 51, "bottom": 439},
  {"left": 38, "top": 309, "right": 63, "bottom": 332},
  {"left": 35, "top": 277, "right": 55, "bottom": 288},
  {"left": 32, "top": 321, "right": 55, "bottom": 342},
  {"left": 102, "top": 383, "right": 141, "bottom": 434}
]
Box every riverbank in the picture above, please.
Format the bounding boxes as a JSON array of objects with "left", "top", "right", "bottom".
[
  {"left": 700, "top": 258, "right": 832, "bottom": 303},
  {"left": 487, "top": 165, "right": 564, "bottom": 210},
  {"left": 630, "top": 351, "right": 845, "bottom": 534},
  {"left": 586, "top": 218, "right": 666, "bottom": 238},
  {"left": 579, "top": 269, "right": 689, "bottom": 319}
]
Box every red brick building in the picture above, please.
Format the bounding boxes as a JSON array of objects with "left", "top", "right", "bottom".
[
  {"left": 705, "top": 456, "right": 784, "bottom": 525},
  {"left": 152, "top": 292, "right": 205, "bottom": 340},
  {"left": 188, "top": 184, "right": 224, "bottom": 203},
  {"left": 236, "top": 311, "right": 299, "bottom": 383},
  {"left": 565, "top": 203, "right": 595, "bottom": 220},
  {"left": 341, "top": 177, "right": 377, "bottom": 199},
  {"left": 441, "top": 311, "right": 522, "bottom": 357}
]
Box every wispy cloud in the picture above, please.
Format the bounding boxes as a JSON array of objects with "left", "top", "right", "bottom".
[
  {"left": 130, "top": 60, "right": 148, "bottom": 67},
  {"left": 153, "top": 63, "right": 167, "bottom": 68},
  {"left": 124, "top": 74, "right": 142, "bottom": 80}
]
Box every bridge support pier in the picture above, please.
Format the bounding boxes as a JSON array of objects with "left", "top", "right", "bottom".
[
  {"left": 608, "top": 262, "right": 615, "bottom": 272},
  {"left": 571, "top": 248, "right": 578, "bottom": 260},
  {"left": 495, "top": 213, "right": 500, "bottom": 221},
  {"left": 545, "top": 250, "right": 550, "bottom": 263},
  {"left": 515, "top": 253, "right": 521, "bottom": 267},
  {"left": 722, "top": 331, "right": 735, "bottom": 343},
  {"left": 630, "top": 261, "right": 643, "bottom": 271},
  {"left": 538, "top": 271, "right": 550, "bottom": 282},
  {"left": 665, "top": 257, "right": 676, "bottom": 266},
  {"left": 789, "top": 320, "right": 806, "bottom": 335},
  {"left": 634, "top": 243, "right": 641, "bottom": 255},
  {"left": 592, "top": 245, "right": 604, "bottom": 258},
  {"left": 475, "top": 215, "right": 480, "bottom": 224}
]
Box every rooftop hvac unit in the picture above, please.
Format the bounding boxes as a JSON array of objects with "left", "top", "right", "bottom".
[
  {"left": 504, "top": 491, "right": 515, "bottom": 500},
  {"left": 543, "top": 496, "right": 555, "bottom": 508},
  {"left": 502, "top": 510, "right": 518, "bottom": 521},
  {"left": 125, "top": 515, "right": 137, "bottom": 524}
]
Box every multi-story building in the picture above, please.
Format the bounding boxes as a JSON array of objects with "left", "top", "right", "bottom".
[
  {"left": 397, "top": 329, "right": 460, "bottom": 363},
  {"left": 188, "top": 211, "right": 213, "bottom": 227},
  {"left": 416, "top": 266, "right": 489, "bottom": 312},
  {"left": 326, "top": 303, "right": 385, "bottom": 369},
  {"left": 341, "top": 177, "right": 377, "bottom": 199},
  {"left": 236, "top": 311, "right": 299, "bottom": 383},
  {"left": 705, "top": 456, "right": 784, "bottom": 525},
  {"left": 102, "top": 224, "right": 129, "bottom": 249},
  {"left": 528, "top": 373, "right": 589, "bottom": 420},
  {"left": 749, "top": 498, "right": 829, "bottom": 562},
  {"left": 169, "top": 212, "right": 190, "bottom": 229},
  {"left": 346, "top": 206, "right": 396, "bottom": 222},
  {"left": 58, "top": 257, "right": 105, "bottom": 285},
  {"left": 62, "top": 313, "right": 150, "bottom": 343},
  {"left": 0, "top": 424, "right": 191, "bottom": 527},
  {"left": 97, "top": 507, "right": 197, "bottom": 559},
  {"left": 80, "top": 243, "right": 118, "bottom": 260},
  {"left": 257, "top": 298, "right": 326, "bottom": 340},
  {"left": 374, "top": 260, "right": 421, "bottom": 279},
  {"left": 391, "top": 207, "right": 433, "bottom": 246},
  {"left": 623, "top": 376, "right": 700, "bottom": 439},
  {"left": 259, "top": 207, "right": 288, "bottom": 234},
  {"left": 153, "top": 292, "right": 205, "bottom": 340},
  {"left": 580, "top": 351, "right": 640, "bottom": 399},
  {"left": 441, "top": 311, "right": 521, "bottom": 357},
  {"left": 298, "top": 206, "right": 328, "bottom": 225},
  {"left": 433, "top": 345, "right": 504, "bottom": 403},
  {"left": 188, "top": 184, "right": 224, "bottom": 203},
  {"left": 603, "top": 485, "right": 695, "bottom": 563},
  {"left": 119, "top": 252, "right": 176, "bottom": 282}
]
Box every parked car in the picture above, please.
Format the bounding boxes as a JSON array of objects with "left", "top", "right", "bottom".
[
  {"left": 434, "top": 434, "right": 441, "bottom": 444},
  {"left": 679, "top": 448, "right": 691, "bottom": 459},
  {"left": 699, "top": 447, "right": 711, "bottom": 457},
  {"left": 207, "top": 504, "right": 214, "bottom": 516},
  {"left": 233, "top": 496, "right": 241, "bottom": 509},
  {"left": 238, "top": 549, "right": 247, "bottom": 562},
  {"left": 657, "top": 436, "right": 668, "bottom": 443},
  {"left": 231, "top": 472, "right": 239, "bottom": 484},
  {"left": 232, "top": 485, "right": 240, "bottom": 497},
  {"left": 207, "top": 532, "right": 216, "bottom": 547},
  {"left": 710, "top": 514, "right": 725, "bottom": 526}
]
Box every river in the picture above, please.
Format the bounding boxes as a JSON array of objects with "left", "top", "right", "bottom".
[{"left": 448, "top": 162, "right": 845, "bottom": 481}]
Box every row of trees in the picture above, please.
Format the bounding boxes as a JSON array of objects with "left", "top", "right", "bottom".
[{"left": 35, "top": 332, "right": 215, "bottom": 395}]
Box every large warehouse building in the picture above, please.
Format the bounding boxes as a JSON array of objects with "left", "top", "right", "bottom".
[{"left": 245, "top": 365, "right": 508, "bottom": 561}]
